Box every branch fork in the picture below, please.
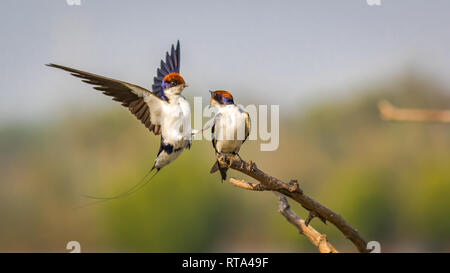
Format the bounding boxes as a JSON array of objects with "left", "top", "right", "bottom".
[{"left": 218, "top": 154, "right": 368, "bottom": 253}]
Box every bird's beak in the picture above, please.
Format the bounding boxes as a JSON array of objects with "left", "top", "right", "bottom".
[
  {"left": 209, "top": 90, "right": 214, "bottom": 96},
  {"left": 184, "top": 83, "right": 188, "bottom": 88}
]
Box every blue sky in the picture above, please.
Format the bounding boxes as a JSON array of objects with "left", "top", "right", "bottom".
[{"left": 1, "top": 0, "right": 450, "bottom": 123}]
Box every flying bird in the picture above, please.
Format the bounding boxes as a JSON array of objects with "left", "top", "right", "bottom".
[
  {"left": 209, "top": 90, "right": 250, "bottom": 181},
  {"left": 47, "top": 41, "right": 193, "bottom": 199}
]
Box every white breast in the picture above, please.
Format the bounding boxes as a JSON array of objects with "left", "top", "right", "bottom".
[
  {"left": 214, "top": 105, "right": 247, "bottom": 154},
  {"left": 161, "top": 96, "right": 192, "bottom": 146}
]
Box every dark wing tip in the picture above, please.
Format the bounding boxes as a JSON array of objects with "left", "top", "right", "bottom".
[
  {"left": 210, "top": 161, "right": 219, "bottom": 174},
  {"left": 176, "top": 40, "right": 180, "bottom": 72},
  {"left": 46, "top": 63, "right": 67, "bottom": 70}
]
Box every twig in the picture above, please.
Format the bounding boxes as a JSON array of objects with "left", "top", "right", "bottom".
[
  {"left": 229, "top": 177, "right": 338, "bottom": 253},
  {"left": 277, "top": 193, "right": 339, "bottom": 253},
  {"left": 378, "top": 100, "right": 450, "bottom": 123},
  {"left": 218, "top": 154, "right": 368, "bottom": 253},
  {"left": 229, "top": 178, "right": 268, "bottom": 191}
]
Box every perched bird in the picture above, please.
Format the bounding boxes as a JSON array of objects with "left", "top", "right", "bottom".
[
  {"left": 209, "top": 90, "right": 250, "bottom": 181},
  {"left": 47, "top": 41, "right": 193, "bottom": 198}
]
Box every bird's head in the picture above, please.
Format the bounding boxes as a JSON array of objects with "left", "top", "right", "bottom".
[
  {"left": 162, "top": 72, "right": 187, "bottom": 96},
  {"left": 210, "top": 90, "right": 234, "bottom": 106}
]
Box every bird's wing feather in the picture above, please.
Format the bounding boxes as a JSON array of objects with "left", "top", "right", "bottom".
[
  {"left": 46, "top": 63, "right": 165, "bottom": 135},
  {"left": 152, "top": 41, "right": 181, "bottom": 101},
  {"left": 211, "top": 113, "right": 222, "bottom": 153},
  {"left": 243, "top": 111, "right": 251, "bottom": 143}
]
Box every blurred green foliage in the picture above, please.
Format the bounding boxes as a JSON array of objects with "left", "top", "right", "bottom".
[{"left": 0, "top": 74, "right": 449, "bottom": 252}]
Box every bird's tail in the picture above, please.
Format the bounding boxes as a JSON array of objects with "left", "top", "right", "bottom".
[
  {"left": 210, "top": 160, "right": 227, "bottom": 181},
  {"left": 77, "top": 166, "right": 160, "bottom": 208}
]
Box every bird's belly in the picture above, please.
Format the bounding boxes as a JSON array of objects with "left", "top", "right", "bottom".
[
  {"left": 154, "top": 137, "right": 191, "bottom": 170},
  {"left": 154, "top": 148, "right": 184, "bottom": 170},
  {"left": 216, "top": 139, "right": 242, "bottom": 154}
]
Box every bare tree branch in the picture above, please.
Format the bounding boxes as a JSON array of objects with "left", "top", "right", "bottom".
[
  {"left": 218, "top": 154, "right": 368, "bottom": 253},
  {"left": 229, "top": 177, "right": 338, "bottom": 253},
  {"left": 378, "top": 100, "right": 450, "bottom": 123},
  {"left": 276, "top": 193, "right": 339, "bottom": 253}
]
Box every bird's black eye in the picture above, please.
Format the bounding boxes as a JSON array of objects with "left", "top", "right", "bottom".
[{"left": 171, "top": 81, "right": 178, "bottom": 87}]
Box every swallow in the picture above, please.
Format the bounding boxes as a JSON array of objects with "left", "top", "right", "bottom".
[
  {"left": 47, "top": 41, "right": 193, "bottom": 198},
  {"left": 209, "top": 90, "right": 251, "bottom": 181}
]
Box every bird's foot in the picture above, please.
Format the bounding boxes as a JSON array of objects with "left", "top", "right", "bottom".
[
  {"left": 233, "top": 153, "right": 244, "bottom": 162},
  {"left": 227, "top": 156, "right": 234, "bottom": 168},
  {"left": 246, "top": 160, "right": 257, "bottom": 172}
]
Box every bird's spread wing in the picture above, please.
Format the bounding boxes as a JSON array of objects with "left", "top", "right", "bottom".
[
  {"left": 46, "top": 63, "right": 165, "bottom": 135},
  {"left": 152, "top": 41, "right": 180, "bottom": 101}
]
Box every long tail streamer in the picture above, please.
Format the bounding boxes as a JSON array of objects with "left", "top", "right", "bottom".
[{"left": 75, "top": 167, "right": 159, "bottom": 209}]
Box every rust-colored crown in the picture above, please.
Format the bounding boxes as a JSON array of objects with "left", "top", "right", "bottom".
[
  {"left": 211, "top": 90, "right": 234, "bottom": 105},
  {"left": 213, "top": 90, "right": 233, "bottom": 100},
  {"left": 163, "top": 72, "right": 185, "bottom": 85}
]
